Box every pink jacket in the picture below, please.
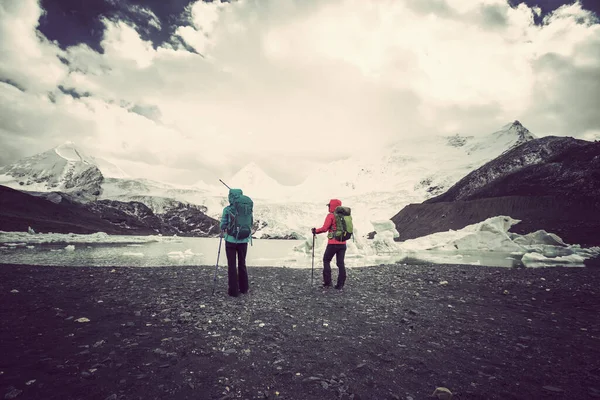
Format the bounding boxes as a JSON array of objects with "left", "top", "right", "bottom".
[{"left": 315, "top": 198, "right": 346, "bottom": 244}]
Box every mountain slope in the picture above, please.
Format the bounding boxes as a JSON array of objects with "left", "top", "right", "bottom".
[
  {"left": 293, "top": 120, "right": 536, "bottom": 201},
  {"left": 424, "top": 136, "right": 595, "bottom": 203},
  {"left": 391, "top": 137, "right": 600, "bottom": 246},
  {"left": 0, "top": 185, "right": 153, "bottom": 235},
  {"left": 0, "top": 185, "right": 221, "bottom": 236},
  {"left": 0, "top": 142, "right": 103, "bottom": 202}
]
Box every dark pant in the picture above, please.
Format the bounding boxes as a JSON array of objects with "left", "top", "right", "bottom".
[
  {"left": 323, "top": 243, "right": 347, "bottom": 288},
  {"left": 225, "top": 241, "right": 249, "bottom": 296}
]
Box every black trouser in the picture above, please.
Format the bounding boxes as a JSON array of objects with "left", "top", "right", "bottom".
[
  {"left": 225, "top": 241, "right": 248, "bottom": 296},
  {"left": 323, "top": 243, "right": 347, "bottom": 287}
]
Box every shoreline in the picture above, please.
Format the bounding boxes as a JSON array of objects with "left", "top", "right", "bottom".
[{"left": 1, "top": 263, "right": 599, "bottom": 399}]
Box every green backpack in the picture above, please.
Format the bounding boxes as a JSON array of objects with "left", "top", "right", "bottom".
[
  {"left": 330, "top": 206, "right": 353, "bottom": 241},
  {"left": 228, "top": 194, "right": 254, "bottom": 240}
]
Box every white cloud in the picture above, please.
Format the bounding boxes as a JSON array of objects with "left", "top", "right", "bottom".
[
  {"left": 100, "top": 19, "right": 156, "bottom": 69},
  {"left": 129, "top": 5, "right": 162, "bottom": 30},
  {"left": 0, "top": 0, "right": 599, "bottom": 185},
  {"left": 174, "top": 0, "right": 226, "bottom": 54},
  {"left": 0, "top": 0, "right": 67, "bottom": 92}
]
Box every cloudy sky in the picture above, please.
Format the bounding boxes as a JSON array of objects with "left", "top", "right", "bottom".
[{"left": 1, "top": 0, "right": 599, "bottom": 185}]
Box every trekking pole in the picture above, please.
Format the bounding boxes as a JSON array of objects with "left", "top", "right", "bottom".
[
  {"left": 219, "top": 179, "right": 231, "bottom": 189},
  {"left": 212, "top": 233, "right": 224, "bottom": 295},
  {"left": 311, "top": 233, "right": 315, "bottom": 285}
]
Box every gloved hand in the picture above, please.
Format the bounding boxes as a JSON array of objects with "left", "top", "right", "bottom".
[{"left": 311, "top": 228, "right": 316, "bottom": 235}]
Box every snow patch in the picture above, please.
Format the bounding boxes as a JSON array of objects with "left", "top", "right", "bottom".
[
  {"left": 167, "top": 249, "right": 199, "bottom": 258},
  {"left": 123, "top": 252, "right": 144, "bottom": 257},
  {"left": 521, "top": 252, "right": 586, "bottom": 268}
]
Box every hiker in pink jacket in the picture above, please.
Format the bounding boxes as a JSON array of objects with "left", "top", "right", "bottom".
[{"left": 311, "top": 199, "right": 347, "bottom": 290}]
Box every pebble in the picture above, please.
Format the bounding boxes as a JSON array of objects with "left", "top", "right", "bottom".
[
  {"left": 542, "top": 386, "right": 564, "bottom": 393},
  {"left": 4, "top": 387, "right": 23, "bottom": 399}
]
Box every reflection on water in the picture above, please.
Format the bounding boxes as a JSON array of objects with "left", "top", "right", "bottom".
[{"left": 0, "top": 237, "right": 529, "bottom": 268}]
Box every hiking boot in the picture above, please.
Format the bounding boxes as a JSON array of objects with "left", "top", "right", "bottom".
[
  {"left": 334, "top": 285, "right": 343, "bottom": 290},
  {"left": 322, "top": 283, "right": 332, "bottom": 289}
]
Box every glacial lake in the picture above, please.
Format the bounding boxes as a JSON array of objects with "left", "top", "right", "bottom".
[{"left": 0, "top": 237, "right": 524, "bottom": 268}]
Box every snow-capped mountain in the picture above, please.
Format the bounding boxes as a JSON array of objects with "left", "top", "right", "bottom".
[
  {"left": 392, "top": 136, "right": 600, "bottom": 247},
  {"left": 0, "top": 141, "right": 103, "bottom": 201},
  {"left": 261, "top": 120, "right": 536, "bottom": 236},
  {"left": 292, "top": 120, "right": 536, "bottom": 201},
  {"left": 426, "top": 135, "right": 595, "bottom": 203},
  {"left": 0, "top": 121, "right": 536, "bottom": 239},
  {"left": 0, "top": 142, "right": 220, "bottom": 237},
  {"left": 227, "top": 161, "right": 292, "bottom": 200}
]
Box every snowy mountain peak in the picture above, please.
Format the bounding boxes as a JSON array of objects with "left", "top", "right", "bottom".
[
  {"left": 0, "top": 142, "right": 103, "bottom": 201},
  {"left": 499, "top": 120, "right": 536, "bottom": 142},
  {"left": 484, "top": 121, "right": 536, "bottom": 153},
  {"left": 231, "top": 163, "right": 266, "bottom": 184},
  {"left": 229, "top": 162, "right": 286, "bottom": 199},
  {"left": 53, "top": 141, "right": 94, "bottom": 164}
]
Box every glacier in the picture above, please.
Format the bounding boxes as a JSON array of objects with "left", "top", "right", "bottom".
[{"left": 291, "top": 216, "right": 600, "bottom": 268}]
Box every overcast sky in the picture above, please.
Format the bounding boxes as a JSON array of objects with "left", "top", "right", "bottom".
[{"left": 1, "top": 0, "right": 599, "bottom": 185}]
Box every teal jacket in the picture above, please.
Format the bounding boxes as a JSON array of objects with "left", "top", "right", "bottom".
[{"left": 220, "top": 188, "right": 252, "bottom": 244}]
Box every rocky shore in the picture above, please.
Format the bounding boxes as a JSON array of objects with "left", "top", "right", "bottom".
[{"left": 1, "top": 263, "right": 599, "bottom": 400}]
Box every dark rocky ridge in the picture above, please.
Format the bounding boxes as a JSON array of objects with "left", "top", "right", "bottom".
[
  {"left": 427, "top": 136, "right": 599, "bottom": 203},
  {"left": 392, "top": 136, "right": 600, "bottom": 246},
  {"left": 0, "top": 185, "right": 220, "bottom": 237}
]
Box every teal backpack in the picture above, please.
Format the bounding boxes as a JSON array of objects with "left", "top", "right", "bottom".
[
  {"left": 330, "top": 206, "right": 353, "bottom": 241},
  {"left": 228, "top": 194, "right": 254, "bottom": 240}
]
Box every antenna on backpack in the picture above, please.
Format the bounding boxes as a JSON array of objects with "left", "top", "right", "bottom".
[{"left": 219, "top": 179, "right": 231, "bottom": 189}]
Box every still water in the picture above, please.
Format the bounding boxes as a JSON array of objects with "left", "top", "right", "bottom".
[
  {"left": 0, "top": 238, "right": 306, "bottom": 268},
  {"left": 0, "top": 237, "right": 523, "bottom": 268}
]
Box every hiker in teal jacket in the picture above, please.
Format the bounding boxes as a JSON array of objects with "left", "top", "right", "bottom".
[{"left": 220, "top": 188, "right": 252, "bottom": 297}]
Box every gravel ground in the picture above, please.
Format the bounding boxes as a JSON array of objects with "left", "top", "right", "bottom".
[{"left": 0, "top": 262, "right": 599, "bottom": 400}]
